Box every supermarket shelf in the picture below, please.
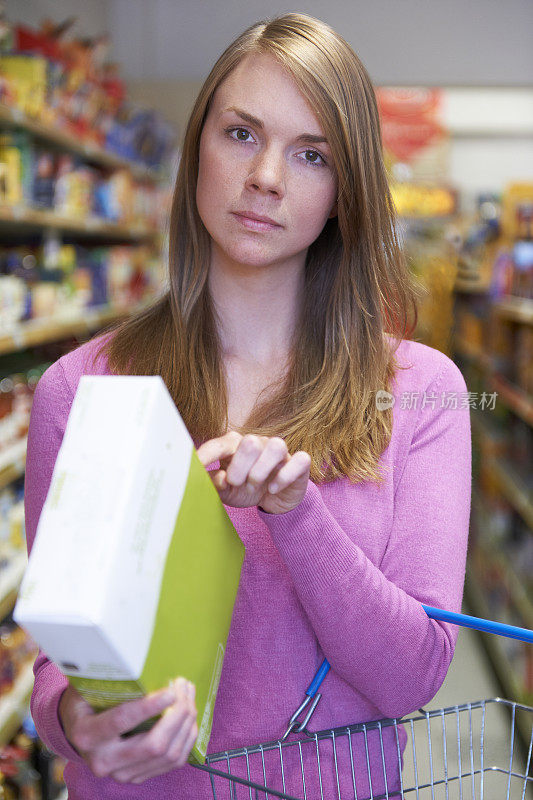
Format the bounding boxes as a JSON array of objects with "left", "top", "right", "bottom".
[
  {"left": 492, "top": 296, "right": 533, "bottom": 326},
  {"left": 472, "top": 492, "right": 533, "bottom": 629},
  {"left": 454, "top": 277, "right": 491, "bottom": 294},
  {"left": 0, "top": 550, "right": 27, "bottom": 622},
  {"left": 494, "top": 550, "right": 533, "bottom": 632},
  {"left": 490, "top": 373, "right": 533, "bottom": 427},
  {"left": 470, "top": 412, "right": 533, "bottom": 529},
  {"left": 453, "top": 338, "right": 533, "bottom": 426},
  {"left": 470, "top": 407, "right": 498, "bottom": 437},
  {"left": 0, "top": 660, "right": 34, "bottom": 747},
  {"left": 453, "top": 336, "right": 493, "bottom": 370},
  {"left": 0, "top": 438, "right": 27, "bottom": 489},
  {"left": 0, "top": 102, "right": 166, "bottom": 184},
  {"left": 0, "top": 203, "right": 158, "bottom": 241},
  {"left": 0, "top": 300, "right": 155, "bottom": 355},
  {"left": 399, "top": 214, "right": 458, "bottom": 224},
  {"left": 488, "top": 456, "right": 533, "bottom": 531}
]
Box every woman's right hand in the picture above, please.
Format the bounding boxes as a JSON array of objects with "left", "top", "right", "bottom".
[{"left": 58, "top": 678, "right": 198, "bottom": 785}]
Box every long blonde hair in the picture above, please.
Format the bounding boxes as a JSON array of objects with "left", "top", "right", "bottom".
[{"left": 91, "top": 12, "right": 421, "bottom": 485}]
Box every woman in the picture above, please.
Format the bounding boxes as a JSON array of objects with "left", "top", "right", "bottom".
[{"left": 24, "top": 12, "right": 471, "bottom": 799}]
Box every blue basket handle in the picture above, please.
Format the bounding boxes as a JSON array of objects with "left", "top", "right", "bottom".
[{"left": 304, "top": 604, "right": 533, "bottom": 698}]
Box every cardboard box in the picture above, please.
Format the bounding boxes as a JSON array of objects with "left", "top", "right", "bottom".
[{"left": 15, "top": 375, "right": 245, "bottom": 764}]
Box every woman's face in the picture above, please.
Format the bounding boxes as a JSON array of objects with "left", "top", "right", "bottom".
[{"left": 196, "top": 52, "right": 338, "bottom": 274}]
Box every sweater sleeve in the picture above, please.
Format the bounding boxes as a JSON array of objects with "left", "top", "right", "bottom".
[
  {"left": 256, "top": 356, "right": 472, "bottom": 720},
  {"left": 23, "top": 359, "right": 86, "bottom": 765}
]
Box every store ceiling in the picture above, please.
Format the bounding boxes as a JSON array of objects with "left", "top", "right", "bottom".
[{"left": 107, "top": 0, "right": 533, "bottom": 86}]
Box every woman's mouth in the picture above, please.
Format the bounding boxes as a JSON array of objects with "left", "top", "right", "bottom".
[{"left": 232, "top": 213, "right": 281, "bottom": 231}]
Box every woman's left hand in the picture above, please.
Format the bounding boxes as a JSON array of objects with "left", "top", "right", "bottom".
[{"left": 196, "top": 432, "right": 311, "bottom": 514}]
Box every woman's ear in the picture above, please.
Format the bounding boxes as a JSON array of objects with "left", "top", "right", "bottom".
[{"left": 328, "top": 200, "right": 338, "bottom": 219}]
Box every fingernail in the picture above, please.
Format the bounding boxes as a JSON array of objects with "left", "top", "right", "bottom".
[
  {"left": 188, "top": 682, "right": 196, "bottom": 698},
  {"left": 269, "top": 482, "right": 278, "bottom": 493}
]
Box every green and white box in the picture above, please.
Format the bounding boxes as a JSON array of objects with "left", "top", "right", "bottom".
[{"left": 15, "top": 375, "right": 245, "bottom": 764}]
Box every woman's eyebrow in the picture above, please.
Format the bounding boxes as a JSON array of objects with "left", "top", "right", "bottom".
[{"left": 221, "top": 106, "right": 329, "bottom": 145}]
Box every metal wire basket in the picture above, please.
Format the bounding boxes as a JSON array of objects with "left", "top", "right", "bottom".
[{"left": 192, "top": 698, "right": 533, "bottom": 800}]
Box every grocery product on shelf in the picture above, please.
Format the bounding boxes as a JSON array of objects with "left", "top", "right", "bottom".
[
  {"left": 0, "top": 479, "right": 25, "bottom": 558},
  {"left": 400, "top": 215, "right": 459, "bottom": 355},
  {"left": 0, "top": 10, "right": 176, "bottom": 369},
  {"left": 488, "top": 183, "right": 533, "bottom": 302},
  {"left": 0, "top": 131, "right": 167, "bottom": 225},
  {"left": 0, "top": 621, "right": 36, "bottom": 701},
  {"left": 0, "top": 240, "right": 166, "bottom": 330},
  {"left": 0, "top": 53, "right": 46, "bottom": 120},
  {"left": 0, "top": 373, "right": 32, "bottom": 453},
  {"left": 0, "top": 713, "right": 66, "bottom": 799},
  {"left": 0, "top": 18, "right": 176, "bottom": 170},
  {"left": 0, "top": 131, "right": 29, "bottom": 206},
  {"left": 454, "top": 194, "right": 502, "bottom": 290}
]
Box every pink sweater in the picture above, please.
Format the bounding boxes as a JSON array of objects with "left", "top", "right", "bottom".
[{"left": 24, "top": 332, "right": 471, "bottom": 799}]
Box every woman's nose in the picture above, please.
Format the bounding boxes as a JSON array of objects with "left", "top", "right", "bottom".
[{"left": 246, "top": 146, "right": 285, "bottom": 195}]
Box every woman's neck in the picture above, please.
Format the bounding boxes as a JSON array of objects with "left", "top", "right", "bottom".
[{"left": 207, "top": 253, "right": 305, "bottom": 365}]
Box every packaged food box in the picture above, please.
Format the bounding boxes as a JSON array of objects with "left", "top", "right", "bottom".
[{"left": 14, "top": 375, "right": 245, "bottom": 764}]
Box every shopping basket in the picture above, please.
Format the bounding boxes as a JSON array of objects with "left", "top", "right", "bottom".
[{"left": 191, "top": 606, "right": 533, "bottom": 800}]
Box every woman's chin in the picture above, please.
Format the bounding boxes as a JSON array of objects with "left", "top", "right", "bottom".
[{"left": 213, "top": 244, "right": 286, "bottom": 271}]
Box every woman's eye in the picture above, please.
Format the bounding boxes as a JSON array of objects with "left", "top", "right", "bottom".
[
  {"left": 226, "top": 127, "right": 253, "bottom": 143},
  {"left": 299, "top": 149, "right": 326, "bottom": 167}
]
